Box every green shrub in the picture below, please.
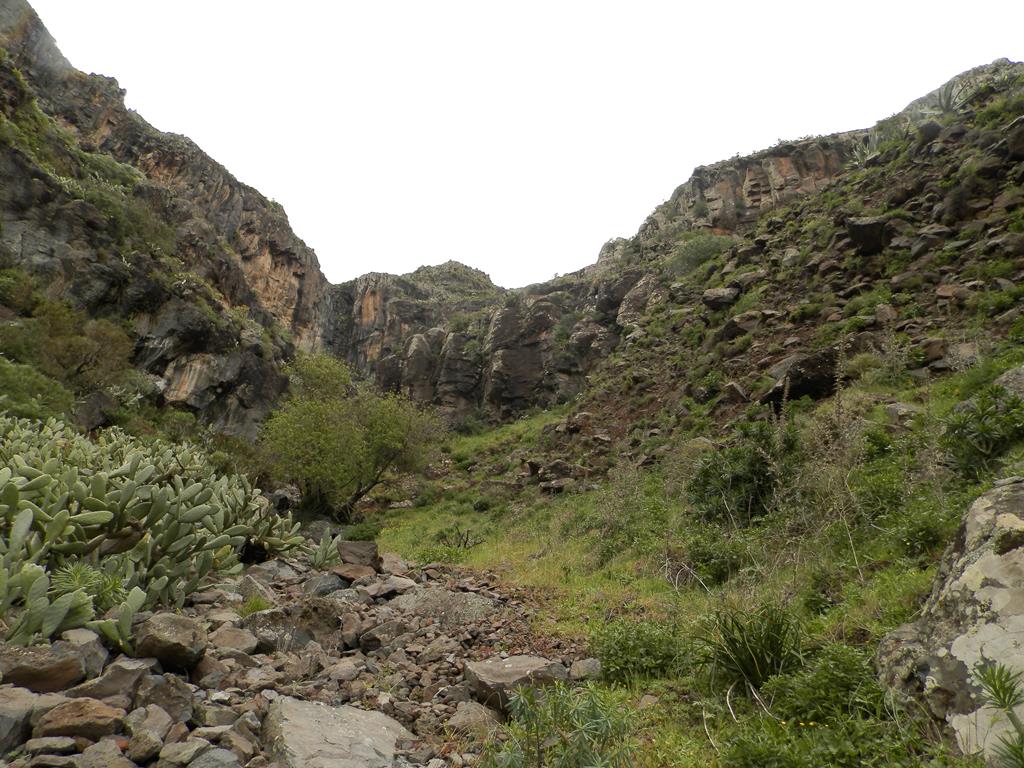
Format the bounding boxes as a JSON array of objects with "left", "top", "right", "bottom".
[
  {"left": 667, "top": 234, "right": 734, "bottom": 277},
  {"left": 688, "top": 419, "right": 800, "bottom": 525},
  {"left": 261, "top": 354, "right": 444, "bottom": 520},
  {"left": 0, "top": 302, "right": 134, "bottom": 394},
  {"left": 677, "top": 528, "right": 748, "bottom": 586},
  {"left": 848, "top": 458, "right": 906, "bottom": 521},
  {"left": 345, "top": 519, "right": 383, "bottom": 541},
  {"left": 942, "top": 385, "right": 1024, "bottom": 478},
  {"left": 591, "top": 618, "right": 684, "bottom": 683},
  {"left": 887, "top": 495, "right": 957, "bottom": 559},
  {"left": 482, "top": 682, "right": 635, "bottom": 767},
  {"left": 696, "top": 604, "right": 804, "bottom": 692},
  {"left": 721, "top": 716, "right": 948, "bottom": 768},
  {"left": 238, "top": 595, "right": 273, "bottom": 617},
  {"left": 0, "top": 358, "right": 74, "bottom": 420},
  {"left": 762, "top": 643, "right": 884, "bottom": 721}
]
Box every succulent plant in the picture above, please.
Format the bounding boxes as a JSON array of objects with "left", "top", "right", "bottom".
[{"left": 0, "top": 415, "right": 304, "bottom": 644}]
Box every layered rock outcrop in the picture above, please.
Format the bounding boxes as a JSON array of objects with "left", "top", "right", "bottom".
[
  {"left": 7, "top": 0, "right": 1011, "bottom": 433},
  {"left": 637, "top": 134, "right": 861, "bottom": 246}
]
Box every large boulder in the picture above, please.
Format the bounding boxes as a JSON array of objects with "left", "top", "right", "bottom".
[
  {"left": 0, "top": 686, "right": 45, "bottom": 752},
  {"left": 77, "top": 738, "right": 136, "bottom": 768},
  {"left": 464, "top": 655, "right": 568, "bottom": 709},
  {"left": 65, "top": 657, "right": 153, "bottom": 704},
  {"left": 879, "top": 478, "right": 1024, "bottom": 762},
  {"left": 759, "top": 347, "right": 840, "bottom": 410},
  {"left": 390, "top": 586, "right": 495, "bottom": 629},
  {"left": 262, "top": 696, "right": 414, "bottom": 768},
  {"left": 336, "top": 540, "right": 383, "bottom": 571},
  {"left": 208, "top": 626, "right": 258, "bottom": 655},
  {"left": 33, "top": 698, "right": 125, "bottom": 739},
  {"left": 846, "top": 215, "right": 890, "bottom": 255},
  {"left": 135, "top": 614, "right": 208, "bottom": 670},
  {"left": 0, "top": 642, "right": 86, "bottom": 692},
  {"left": 701, "top": 286, "right": 740, "bottom": 310}
]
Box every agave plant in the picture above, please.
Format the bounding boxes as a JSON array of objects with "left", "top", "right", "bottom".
[
  {"left": 976, "top": 662, "right": 1024, "bottom": 767},
  {"left": 695, "top": 604, "right": 804, "bottom": 693}
]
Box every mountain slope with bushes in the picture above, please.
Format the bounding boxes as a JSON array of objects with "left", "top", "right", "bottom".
[{"left": 3, "top": 1, "right": 1024, "bottom": 765}]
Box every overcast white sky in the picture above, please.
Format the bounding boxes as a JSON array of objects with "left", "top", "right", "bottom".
[{"left": 28, "top": 1, "right": 1024, "bottom": 288}]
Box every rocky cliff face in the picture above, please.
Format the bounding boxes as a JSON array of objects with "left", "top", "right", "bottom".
[
  {"left": 0, "top": 1, "right": 330, "bottom": 348},
  {"left": 318, "top": 133, "right": 864, "bottom": 420},
  {"left": 0, "top": 0, "right": 334, "bottom": 436},
  {"left": 4, "top": 0, "right": 1019, "bottom": 435},
  {"left": 638, "top": 134, "right": 860, "bottom": 245}
]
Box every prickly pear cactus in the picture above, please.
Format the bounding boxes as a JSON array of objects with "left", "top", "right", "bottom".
[{"left": 0, "top": 416, "right": 303, "bottom": 644}]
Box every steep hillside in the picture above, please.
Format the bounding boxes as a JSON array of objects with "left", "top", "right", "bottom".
[
  {"left": 6, "top": 0, "right": 1020, "bottom": 445},
  {"left": 5, "top": 2, "right": 1024, "bottom": 767},
  {"left": 0, "top": 0, "right": 329, "bottom": 436}
]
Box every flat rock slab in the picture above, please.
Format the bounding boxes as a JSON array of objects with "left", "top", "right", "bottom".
[
  {"left": 464, "top": 655, "right": 568, "bottom": 709},
  {"left": 33, "top": 697, "right": 125, "bottom": 739},
  {"left": 0, "top": 642, "right": 86, "bottom": 692},
  {"left": 263, "top": 696, "right": 414, "bottom": 768},
  {"left": 390, "top": 587, "right": 495, "bottom": 628},
  {"left": 208, "top": 626, "right": 258, "bottom": 655}
]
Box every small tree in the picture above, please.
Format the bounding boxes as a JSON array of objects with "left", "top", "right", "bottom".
[{"left": 261, "top": 354, "right": 443, "bottom": 520}]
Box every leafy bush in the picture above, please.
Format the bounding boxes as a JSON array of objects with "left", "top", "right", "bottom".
[
  {"left": 696, "top": 604, "right": 804, "bottom": 692},
  {"left": 0, "top": 358, "right": 74, "bottom": 419},
  {"left": 345, "top": 519, "right": 384, "bottom": 541},
  {"left": 0, "top": 416, "right": 301, "bottom": 645},
  {"left": 942, "top": 385, "right": 1024, "bottom": 478},
  {"left": 0, "top": 301, "right": 134, "bottom": 394},
  {"left": 762, "top": 643, "right": 884, "bottom": 721},
  {"left": 591, "top": 618, "right": 685, "bottom": 683},
  {"left": 688, "top": 419, "right": 800, "bottom": 526},
  {"left": 721, "top": 716, "right": 948, "bottom": 768},
  {"left": 261, "top": 354, "right": 444, "bottom": 520},
  {"left": 675, "top": 528, "right": 748, "bottom": 587},
  {"left": 482, "top": 682, "right": 635, "bottom": 767},
  {"left": 667, "top": 233, "right": 734, "bottom": 277}
]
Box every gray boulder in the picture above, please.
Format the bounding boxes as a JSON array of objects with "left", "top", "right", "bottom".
[
  {"left": 0, "top": 686, "right": 43, "bottom": 752},
  {"left": 208, "top": 626, "right": 258, "bottom": 655},
  {"left": 701, "top": 286, "right": 740, "bottom": 310},
  {"left": 263, "top": 696, "right": 414, "bottom": 768},
  {"left": 77, "top": 739, "right": 135, "bottom": 768},
  {"left": 66, "top": 657, "right": 154, "bottom": 704},
  {"left": 302, "top": 574, "right": 346, "bottom": 597},
  {"left": 59, "top": 629, "right": 108, "bottom": 679},
  {"left": 879, "top": 479, "right": 1024, "bottom": 762},
  {"left": 464, "top": 655, "right": 568, "bottom": 709},
  {"left": 447, "top": 701, "right": 502, "bottom": 741},
  {"left": 390, "top": 587, "right": 494, "bottom": 629},
  {"left": 846, "top": 215, "right": 890, "bottom": 255},
  {"left": 135, "top": 614, "right": 207, "bottom": 670}
]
